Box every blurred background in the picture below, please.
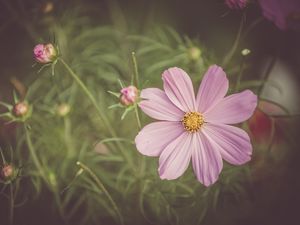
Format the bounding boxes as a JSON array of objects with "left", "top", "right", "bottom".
[{"left": 0, "top": 0, "right": 300, "bottom": 225}]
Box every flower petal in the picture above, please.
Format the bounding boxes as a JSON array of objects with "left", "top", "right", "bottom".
[
  {"left": 159, "top": 132, "right": 192, "bottom": 180},
  {"left": 202, "top": 123, "right": 252, "bottom": 165},
  {"left": 196, "top": 65, "right": 229, "bottom": 113},
  {"left": 162, "top": 67, "right": 196, "bottom": 112},
  {"left": 204, "top": 90, "right": 257, "bottom": 124},
  {"left": 192, "top": 132, "right": 223, "bottom": 186},
  {"left": 139, "top": 88, "right": 184, "bottom": 121},
  {"left": 135, "top": 121, "right": 184, "bottom": 157}
]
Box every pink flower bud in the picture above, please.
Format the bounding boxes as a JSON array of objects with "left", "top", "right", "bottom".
[
  {"left": 225, "top": 0, "right": 248, "bottom": 9},
  {"left": 120, "top": 86, "right": 138, "bottom": 106},
  {"left": 13, "top": 102, "right": 29, "bottom": 117},
  {"left": 1, "top": 164, "right": 14, "bottom": 179},
  {"left": 33, "top": 43, "right": 57, "bottom": 64}
]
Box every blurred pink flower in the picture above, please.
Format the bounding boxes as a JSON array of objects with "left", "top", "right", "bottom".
[
  {"left": 135, "top": 65, "right": 257, "bottom": 186},
  {"left": 225, "top": 0, "right": 248, "bottom": 10},
  {"left": 258, "top": 0, "right": 300, "bottom": 30},
  {"left": 248, "top": 100, "right": 286, "bottom": 145},
  {"left": 33, "top": 43, "right": 57, "bottom": 63},
  {"left": 120, "top": 85, "right": 138, "bottom": 106}
]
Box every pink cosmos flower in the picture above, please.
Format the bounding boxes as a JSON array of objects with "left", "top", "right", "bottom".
[
  {"left": 120, "top": 85, "right": 138, "bottom": 106},
  {"left": 33, "top": 43, "right": 57, "bottom": 63},
  {"left": 135, "top": 65, "right": 257, "bottom": 186},
  {"left": 225, "top": 0, "right": 248, "bottom": 10}
]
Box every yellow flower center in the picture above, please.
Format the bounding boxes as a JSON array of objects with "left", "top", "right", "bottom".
[{"left": 182, "top": 112, "right": 204, "bottom": 132}]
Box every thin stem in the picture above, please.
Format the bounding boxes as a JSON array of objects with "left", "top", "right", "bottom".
[
  {"left": 131, "top": 53, "right": 142, "bottom": 130},
  {"left": 24, "top": 125, "right": 48, "bottom": 184},
  {"left": 76, "top": 161, "right": 124, "bottom": 225},
  {"left": 222, "top": 13, "right": 246, "bottom": 67},
  {"left": 98, "top": 137, "right": 134, "bottom": 145},
  {"left": 59, "top": 59, "right": 135, "bottom": 171},
  {"left": 0, "top": 150, "right": 6, "bottom": 164},
  {"left": 64, "top": 117, "right": 75, "bottom": 158},
  {"left": 235, "top": 59, "right": 245, "bottom": 91},
  {"left": 54, "top": 191, "right": 67, "bottom": 224},
  {"left": 134, "top": 104, "right": 142, "bottom": 130},
  {"left": 25, "top": 127, "right": 65, "bottom": 222},
  {"left": 60, "top": 58, "right": 114, "bottom": 136},
  {"left": 59, "top": 58, "right": 135, "bottom": 172},
  {"left": 131, "top": 52, "right": 139, "bottom": 87}
]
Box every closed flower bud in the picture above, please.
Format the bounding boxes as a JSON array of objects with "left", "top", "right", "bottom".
[
  {"left": 13, "top": 102, "right": 29, "bottom": 117},
  {"left": 120, "top": 86, "right": 138, "bottom": 106},
  {"left": 56, "top": 103, "right": 71, "bottom": 117},
  {"left": 188, "top": 47, "right": 201, "bottom": 61},
  {"left": 33, "top": 43, "right": 57, "bottom": 64},
  {"left": 1, "top": 164, "right": 14, "bottom": 179}
]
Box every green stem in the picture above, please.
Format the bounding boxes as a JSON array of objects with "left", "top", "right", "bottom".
[
  {"left": 98, "top": 137, "right": 134, "bottom": 145},
  {"left": 54, "top": 191, "right": 67, "bottom": 223},
  {"left": 24, "top": 125, "right": 48, "bottom": 184},
  {"left": 26, "top": 124, "right": 66, "bottom": 222},
  {"left": 60, "top": 58, "right": 114, "bottom": 136},
  {"left": 64, "top": 117, "right": 74, "bottom": 158},
  {"left": 235, "top": 59, "right": 245, "bottom": 92},
  {"left": 59, "top": 59, "right": 135, "bottom": 170},
  {"left": 77, "top": 161, "right": 124, "bottom": 225},
  {"left": 131, "top": 52, "right": 139, "bottom": 87},
  {"left": 131, "top": 53, "right": 142, "bottom": 130},
  {"left": 0, "top": 150, "right": 6, "bottom": 164},
  {"left": 134, "top": 104, "right": 142, "bottom": 130}
]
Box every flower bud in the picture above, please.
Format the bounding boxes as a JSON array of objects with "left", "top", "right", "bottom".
[
  {"left": 33, "top": 43, "right": 57, "bottom": 64},
  {"left": 56, "top": 103, "right": 71, "bottom": 117},
  {"left": 241, "top": 48, "right": 251, "bottom": 56},
  {"left": 188, "top": 47, "right": 201, "bottom": 61},
  {"left": 1, "top": 164, "right": 14, "bottom": 179},
  {"left": 225, "top": 0, "right": 247, "bottom": 10},
  {"left": 120, "top": 86, "right": 138, "bottom": 106},
  {"left": 13, "top": 102, "right": 29, "bottom": 117}
]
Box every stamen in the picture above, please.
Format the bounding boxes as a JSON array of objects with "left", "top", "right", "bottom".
[{"left": 182, "top": 112, "right": 204, "bottom": 132}]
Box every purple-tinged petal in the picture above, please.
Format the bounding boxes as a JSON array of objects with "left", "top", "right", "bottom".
[
  {"left": 135, "top": 121, "right": 184, "bottom": 157},
  {"left": 196, "top": 65, "right": 229, "bottom": 113},
  {"left": 202, "top": 123, "right": 252, "bottom": 165},
  {"left": 139, "top": 88, "right": 184, "bottom": 121},
  {"left": 204, "top": 90, "right": 257, "bottom": 124},
  {"left": 192, "top": 132, "right": 223, "bottom": 186},
  {"left": 162, "top": 67, "right": 196, "bottom": 112},
  {"left": 159, "top": 132, "right": 192, "bottom": 180},
  {"left": 225, "top": 0, "right": 247, "bottom": 10},
  {"left": 258, "top": 0, "right": 300, "bottom": 30}
]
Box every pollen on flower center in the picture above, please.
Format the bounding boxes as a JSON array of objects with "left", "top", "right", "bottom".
[{"left": 182, "top": 112, "right": 204, "bottom": 132}]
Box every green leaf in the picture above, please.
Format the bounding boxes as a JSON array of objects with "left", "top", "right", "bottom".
[
  {"left": 0, "top": 101, "right": 13, "bottom": 110},
  {"left": 121, "top": 107, "right": 133, "bottom": 120},
  {"left": 107, "top": 91, "right": 121, "bottom": 98},
  {"left": 108, "top": 103, "right": 123, "bottom": 109}
]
